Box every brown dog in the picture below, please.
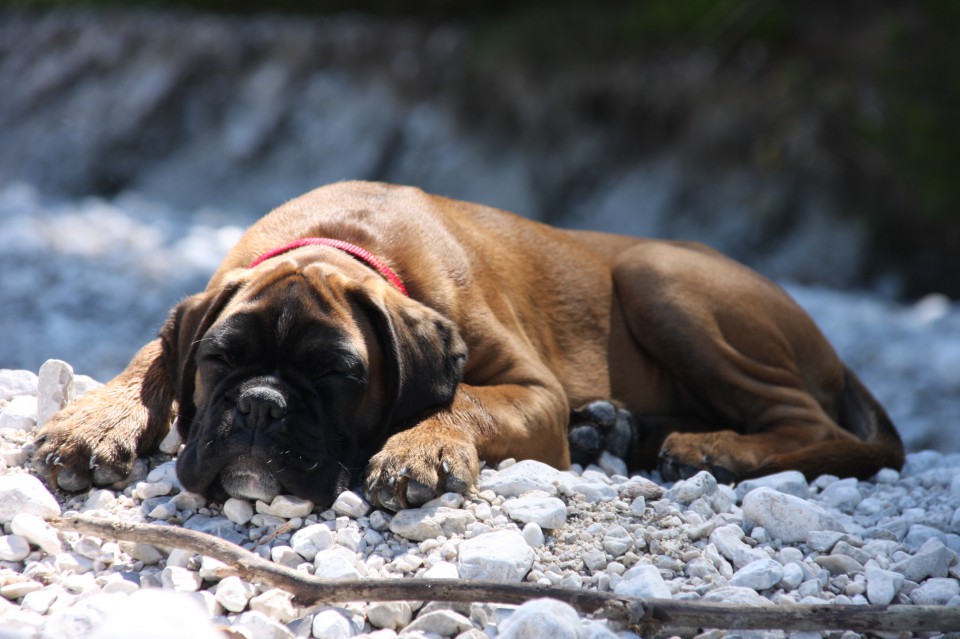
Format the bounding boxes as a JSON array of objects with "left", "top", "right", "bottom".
[{"left": 35, "top": 181, "right": 904, "bottom": 510}]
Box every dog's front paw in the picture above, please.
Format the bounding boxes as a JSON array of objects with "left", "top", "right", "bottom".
[
  {"left": 657, "top": 432, "right": 739, "bottom": 484},
  {"left": 34, "top": 394, "right": 144, "bottom": 492},
  {"left": 567, "top": 400, "right": 636, "bottom": 466},
  {"left": 363, "top": 429, "right": 480, "bottom": 512}
]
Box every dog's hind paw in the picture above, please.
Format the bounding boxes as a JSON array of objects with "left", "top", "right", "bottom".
[{"left": 568, "top": 400, "right": 636, "bottom": 467}]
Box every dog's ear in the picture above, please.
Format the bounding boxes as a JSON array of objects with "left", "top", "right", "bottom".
[
  {"left": 159, "top": 279, "right": 245, "bottom": 440},
  {"left": 350, "top": 280, "right": 467, "bottom": 430}
]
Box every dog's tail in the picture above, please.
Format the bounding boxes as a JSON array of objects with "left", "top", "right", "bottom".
[{"left": 837, "top": 365, "right": 905, "bottom": 473}]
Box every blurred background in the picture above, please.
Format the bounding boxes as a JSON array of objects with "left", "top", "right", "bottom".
[{"left": 1, "top": 1, "right": 959, "bottom": 452}]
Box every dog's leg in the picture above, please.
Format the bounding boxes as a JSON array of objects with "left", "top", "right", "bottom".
[
  {"left": 612, "top": 242, "right": 904, "bottom": 482},
  {"left": 364, "top": 380, "right": 568, "bottom": 510},
  {"left": 34, "top": 339, "right": 175, "bottom": 491}
]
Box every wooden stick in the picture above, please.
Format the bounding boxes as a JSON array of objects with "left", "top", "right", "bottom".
[{"left": 53, "top": 514, "right": 960, "bottom": 634}]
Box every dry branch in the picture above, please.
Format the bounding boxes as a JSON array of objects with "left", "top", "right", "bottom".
[{"left": 53, "top": 513, "right": 960, "bottom": 634}]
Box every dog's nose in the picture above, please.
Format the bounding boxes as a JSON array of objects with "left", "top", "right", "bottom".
[{"left": 237, "top": 385, "right": 288, "bottom": 426}]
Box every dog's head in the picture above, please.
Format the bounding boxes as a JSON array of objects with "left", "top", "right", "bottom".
[{"left": 160, "top": 257, "right": 466, "bottom": 507}]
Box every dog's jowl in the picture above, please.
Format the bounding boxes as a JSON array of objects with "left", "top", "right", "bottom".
[{"left": 36, "top": 181, "right": 904, "bottom": 510}]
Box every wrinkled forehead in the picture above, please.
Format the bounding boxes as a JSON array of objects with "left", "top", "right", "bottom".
[{"left": 210, "top": 265, "right": 366, "bottom": 356}]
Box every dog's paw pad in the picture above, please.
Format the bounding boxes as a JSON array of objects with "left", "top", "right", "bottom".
[{"left": 568, "top": 400, "right": 637, "bottom": 466}]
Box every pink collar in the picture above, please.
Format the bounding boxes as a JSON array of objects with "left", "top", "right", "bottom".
[{"left": 249, "top": 237, "right": 409, "bottom": 297}]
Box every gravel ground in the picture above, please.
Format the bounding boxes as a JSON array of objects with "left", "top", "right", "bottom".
[{"left": 1, "top": 361, "right": 959, "bottom": 639}]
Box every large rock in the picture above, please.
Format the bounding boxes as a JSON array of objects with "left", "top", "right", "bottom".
[
  {"left": 497, "top": 599, "right": 582, "bottom": 639},
  {"left": 389, "top": 506, "right": 476, "bottom": 541},
  {"left": 614, "top": 564, "right": 672, "bottom": 599},
  {"left": 501, "top": 496, "right": 567, "bottom": 529},
  {"left": 477, "top": 460, "right": 562, "bottom": 497},
  {"left": 741, "top": 487, "right": 842, "bottom": 543},
  {"left": 0, "top": 474, "right": 61, "bottom": 522},
  {"left": 457, "top": 530, "right": 534, "bottom": 583},
  {"left": 37, "top": 359, "right": 74, "bottom": 427},
  {"left": 89, "top": 590, "right": 223, "bottom": 639}
]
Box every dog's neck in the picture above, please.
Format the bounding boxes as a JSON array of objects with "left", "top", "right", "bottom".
[{"left": 249, "top": 237, "right": 409, "bottom": 296}]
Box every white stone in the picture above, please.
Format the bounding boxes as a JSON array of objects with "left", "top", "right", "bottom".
[
  {"left": 158, "top": 426, "right": 182, "bottom": 454},
  {"left": 249, "top": 588, "right": 299, "bottom": 623},
  {"left": 910, "top": 578, "right": 960, "bottom": 605},
  {"left": 556, "top": 474, "right": 618, "bottom": 502},
  {"left": 742, "top": 487, "right": 842, "bottom": 543},
  {"left": 0, "top": 473, "right": 61, "bottom": 522},
  {"left": 166, "top": 548, "right": 194, "bottom": 568},
  {"left": 199, "top": 556, "right": 233, "bottom": 581},
  {"left": 290, "top": 523, "right": 334, "bottom": 561},
  {"left": 729, "top": 557, "right": 785, "bottom": 590},
  {"left": 270, "top": 545, "right": 302, "bottom": 569},
  {"left": 146, "top": 460, "right": 180, "bottom": 486},
  {"left": 0, "top": 369, "right": 38, "bottom": 401},
  {"left": 37, "top": 359, "right": 75, "bottom": 427},
  {"left": 457, "top": 530, "right": 534, "bottom": 583},
  {"left": 477, "top": 459, "right": 562, "bottom": 497},
  {"left": 601, "top": 525, "right": 634, "bottom": 556},
  {"left": 401, "top": 609, "right": 474, "bottom": 636},
  {"left": 424, "top": 492, "right": 465, "bottom": 509},
  {"left": 368, "top": 601, "right": 413, "bottom": 630},
  {"left": 891, "top": 538, "right": 956, "bottom": 582},
  {"left": 779, "top": 563, "right": 805, "bottom": 591},
  {"left": 501, "top": 496, "right": 567, "bottom": 529},
  {"left": 170, "top": 491, "right": 206, "bottom": 511},
  {"left": 665, "top": 471, "right": 717, "bottom": 505},
  {"left": 99, "top": 573, "right": 140, "bottom": 595},
  {"left": 521, "top": 522, "right": 545, "bottom": 548},
  {"left": 583, "top": 548, "right": 607, "bottom": 572},
  {"left": 10, "top": 512, "right": 62, "bottom": 555},
  {"left": 0, "top": 534, "right": 30, "bottom": 561},
  {"left": 223, "top": 498, "right": 255, "bottom": 525},
  {"left": 88, "top": 590, "right": 223, "bottom": 639},
  {"left": 233, "top": 610, "right": 295, "bottom": 639},
  {"left": 614, "top": 564, "right": 672, "bottom": 599},
  {"left": 735, "top": 470, "right": 810, "bottom": 501},
  {"left": 135, "top": 480, "right": 173, "bottom": 499},
  {"left": 818, "top": 478, "right": 863, "bottom": 510},
  {"left": 422, "top": 561, "right": 459, "bottom": 579},
  {"left": 214, "top": 576, "right": 257, "bottom": 612},
  {"left": 814, "top": 554, "right": 864, "bottom": 575},
  {"left": 120, "top": 541, "right": 164, "bottom": 565},
  {"left": 701, "top": 586, "right": 775, "bottom": 606},
  {"left": 709, "top": 524, "right": 767, "bottom": 569},
  {"left": 388, "top": 506, "right": 476, "bottom": 541},
  {"left": 161, "top": 566, "right": 202, "bottom": 592},
  {"left": 598, "top": 451, "right": 628, "bottom": 478},
  {"left": 313, "top": 547, "right": 361, "bottom": 579},
  {"left": 0, "top": 442, "right": 28, "bottom": 468},
  {"left": 332, "top": 490, "right": 371, "bottom": 518},
  {"left": 1, "top": 579, "right": 43, "bottom": 599},
  {"left": 0, "top": 395, "right": 37, "bottom": 432},
  {"left": 256, "top": 494, "right": 314, "bottom": 518},
  {"left": 311, "top": 608, "right": 354, "bottom": 639},
  {"left": 498, "top": 598, "right": 582, "bottom": 639},
  {"left": 865, "top": 565, "right": 905, "bottom": 605},
  {"left": 20, "top": 587, "right": 59, "bottom": 615},
  {"left": 85, "top": 488, "right": 117, "bottom": 511}
]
